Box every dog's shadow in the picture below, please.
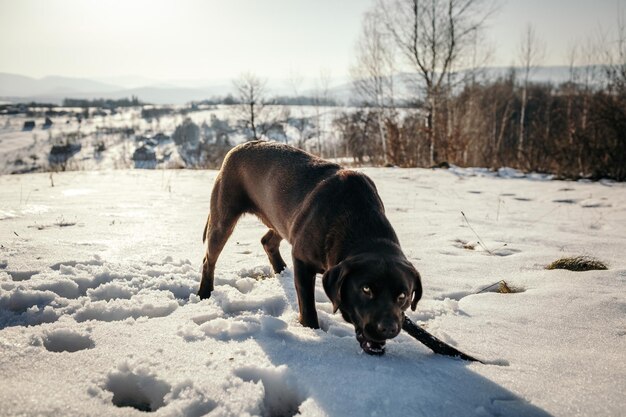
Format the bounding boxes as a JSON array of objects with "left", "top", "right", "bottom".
[{"left": 248, "top": 271, "right": 553, "bottom": 417}]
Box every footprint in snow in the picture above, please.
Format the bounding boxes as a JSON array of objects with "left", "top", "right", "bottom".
[
  {"left": 7, "top": 270, "right": 39, "bottom": 281},
  {"left": 50, "top": 259, "right": 103, "bottom": 271},
  {"left": 491, "top": 247, "right": 521, "bottom": 257},
  {"left": 210, "top": 284, "right": 287, "bottom": 317},
  {"left": 190, "top": 316, "right": 288, "bottom": 342},
  {"left": 38, "top": 328, "right": 95, "bottom": 353},
  {"left": 103, "top": 367, "right": 171, "bottom": 412},
  {"left": 234, "top": 366, "right": 307, "bottom": 417}
]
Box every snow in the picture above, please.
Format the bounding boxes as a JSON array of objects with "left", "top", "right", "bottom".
[{"left": 0, "top": 168, "right": 625, "bottom": 417}]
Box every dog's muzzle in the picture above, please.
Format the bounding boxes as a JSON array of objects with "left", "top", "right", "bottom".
[{"left": 356, "top": 330, "right": 386, "bottom": 356}]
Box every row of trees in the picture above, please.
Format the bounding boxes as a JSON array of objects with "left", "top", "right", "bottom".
[
  {"left": 336, "top": 71, "right": 626, "bottom": 180},
  {"left": 62, "top": 96, "right": 142, "bottom": 108},
  {"left": 225, "top": 0, "right": 625, "bottom": 180},
  {"left": 340, "top": 0, "right": 626, "bottom": 180}
]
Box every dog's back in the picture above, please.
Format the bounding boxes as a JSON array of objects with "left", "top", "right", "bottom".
[{"left": 215, "top": 141, "right": 340, "bottom": 238}]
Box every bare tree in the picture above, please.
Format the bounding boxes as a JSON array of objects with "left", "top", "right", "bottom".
[
  {"left": 517, "top": 23, "right": 545, "bottom": 163},
  {"left": 607, "top": 4, "right": 626, "bottom": 90},
  {"left": 565, "top": 42, "right": 580, "bottom": 152},
  {"left": 450, "top": 26, "right": 494, "bottom": 165},
  {"left": 233, "top": 72, "right": 267, "bottom": 140},
  {"left": 351, "top": 10, "right": 396, "bottom": 164},
  {"left": 285, "top": 69, "right": 305, "bottom": 147},
  {"left": 313, "top": 68, "right": 332, "bottom": 156},
  {"left": 377, "top": 0, "right": 496, "bottom": 165}
]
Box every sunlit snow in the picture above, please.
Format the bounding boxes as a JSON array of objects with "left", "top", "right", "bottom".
[{"left": 1, "top": 168, "right": 624, "bottom": 416}]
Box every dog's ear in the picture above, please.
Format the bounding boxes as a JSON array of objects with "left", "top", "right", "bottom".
[
  {"left": 322, "top": 261, "right": 349, "bottom": 313},
  {"left": 410, "top": 267, "right": 422, "bottom": 311}
]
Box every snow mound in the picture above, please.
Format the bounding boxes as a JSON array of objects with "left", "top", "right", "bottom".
[
  {"left": 197, "top": 317, "right": 261, "bottom": 341},
  {"left": 0, "top": 257, "right": 196, "bottom": 328},
  {"left": 211, "top": 288, "right": 287, "bottom": 317},
  {"left": 86, "top": 282, "right": 134, "bottom": 301},
  {"left": 74, "top": 294, "right": 179, "bottom": 322},
  {"left": 7, "top": 270, "right": 39, "bottom": 281}
]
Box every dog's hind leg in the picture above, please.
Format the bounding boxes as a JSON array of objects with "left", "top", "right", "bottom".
[
  {"left": 199, "top": 212, "right": 239, "bottom": 299},
  {"left": 198, "top": 178, "right": 243, "bottom": 300},
  {"left": 261, "top": 229, "right": 286, "bottom": 273}
]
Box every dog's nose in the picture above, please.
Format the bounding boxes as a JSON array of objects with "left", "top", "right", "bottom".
[{"left": 377, "top": 321, "right": 399, "bottom": 339}]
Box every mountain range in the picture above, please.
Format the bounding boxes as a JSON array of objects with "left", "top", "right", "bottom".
[
  {"left": 0, "top": 73, "right": 236, "bottom": 105},
  {"left": 0, "top": 66, "right": 588, "bottom": 105}
]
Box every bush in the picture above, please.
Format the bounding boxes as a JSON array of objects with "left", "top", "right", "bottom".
[{"left": 546, "top": 256, "right": 608, "bottom": 272}]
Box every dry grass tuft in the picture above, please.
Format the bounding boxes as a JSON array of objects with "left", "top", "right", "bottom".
[
  {"left": 546, "top": 256, "right": 608, "bottom": 272},
  {"left": 454, "top": 239, "right": 477, "bottom": 250},
  {"left": 54, "top": 217, "right": 77, "bottom": 228},
  {"left": 477, "top": 280, "right": 524, "bottom": 294},
  {"left": 497, "top": 281, "right": 524, "bottom": 294}
]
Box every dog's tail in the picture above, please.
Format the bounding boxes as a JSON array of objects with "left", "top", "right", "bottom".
[{"left": 202, "top": 214, "right": 210, "bottom": 244}]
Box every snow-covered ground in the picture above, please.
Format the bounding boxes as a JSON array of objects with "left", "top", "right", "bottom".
[
  {"left": 0, "top": 168, "right": 624, "bottom": 417},
  {"left": 0, "top": 105, "right": 343, "bottom": 175}
]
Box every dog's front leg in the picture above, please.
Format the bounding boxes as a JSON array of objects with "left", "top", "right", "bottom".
[{"left": 293, "top": 258, "right": 320, "bottom": 329}]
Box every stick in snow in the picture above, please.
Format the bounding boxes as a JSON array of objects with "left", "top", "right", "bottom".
[{"left": 402, "top": 316, "right": 483, "bottom": 363}]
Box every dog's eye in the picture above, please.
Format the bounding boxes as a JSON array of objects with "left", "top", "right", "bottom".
[
  {"left": 362, "top": 286, "right": 372, "bottom": 296},
  {"left": 397, "top": 293, "right": 407, "bottom": 303}
]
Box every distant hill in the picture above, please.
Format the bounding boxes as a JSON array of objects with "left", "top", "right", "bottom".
[
  {"left": 18, "top": 86, "right": 235, "bottom": 106},
  {"left": 0, "top": 66, "right": 601, "bottom": 105},
  {"left": 0, "top": 73, "right": 120, "bottom": 98},
  {"left": 0, "top": 73, "right": 236, "bottom": 105}
]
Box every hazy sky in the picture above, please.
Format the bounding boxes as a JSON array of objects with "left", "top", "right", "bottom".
[{"left": 0, "top": 0, "right": 621, "bottom": 82}]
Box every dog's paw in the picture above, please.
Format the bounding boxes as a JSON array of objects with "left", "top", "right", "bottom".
[{"left": 197, "top": 291, "right": 212, "bottom": 300}]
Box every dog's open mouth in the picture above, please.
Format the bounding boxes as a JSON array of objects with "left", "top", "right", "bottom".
[{"left": 356, "top": 330, "right": 386, "bottom": 356}]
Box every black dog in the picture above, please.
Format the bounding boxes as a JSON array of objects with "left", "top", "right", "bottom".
[{"left": 198, "top": 141, "right": 422, "bottom": 354}]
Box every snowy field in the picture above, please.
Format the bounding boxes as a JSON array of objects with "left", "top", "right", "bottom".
[
  {"left": 0, "top": 105, "right": 342, "bottom": 175},
  {"left": 0, "top": 167, "right": 625, "bottom": 417}
]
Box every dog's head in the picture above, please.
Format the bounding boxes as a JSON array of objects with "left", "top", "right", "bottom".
[{"left": 322, "top": 253, "right": 422, "bottom": 354}]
